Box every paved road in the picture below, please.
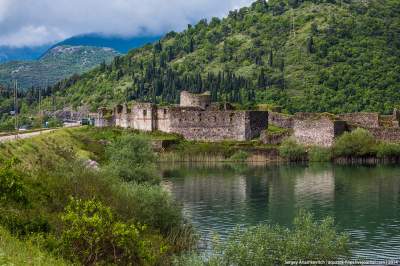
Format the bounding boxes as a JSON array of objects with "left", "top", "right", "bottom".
[
  {"left": 0, "top": 123, "right": 81, "bottom": 143},
  {"left": 0, "top": 129, "right": 56, "bottom": 143}
]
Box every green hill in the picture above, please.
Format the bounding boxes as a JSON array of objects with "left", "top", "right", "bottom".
[
  {"left": 56, "top": 0, "right": 400, "bottom": 114},
  {"left": 0, "top": 45, "right": 119, "bottom": 89}
]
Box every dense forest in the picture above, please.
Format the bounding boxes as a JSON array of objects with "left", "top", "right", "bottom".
[{"left": 49, "top": 0, "right": 400, "bottom": 114}]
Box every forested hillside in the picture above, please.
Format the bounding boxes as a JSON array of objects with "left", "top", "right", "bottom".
[{"left": 56, "top": 0, "right": 400, "bottom": 114}]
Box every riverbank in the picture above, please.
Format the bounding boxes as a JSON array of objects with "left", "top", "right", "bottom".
[{"left": 152, "top": 128, "right": 400, "bottom": 165}]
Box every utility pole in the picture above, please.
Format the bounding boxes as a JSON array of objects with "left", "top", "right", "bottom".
[
  {"left": 38, "top": 86, "right": 42, "bottom": 132},
  {"left": 14, "top": 80, "right": 19, "bottom": 135}
]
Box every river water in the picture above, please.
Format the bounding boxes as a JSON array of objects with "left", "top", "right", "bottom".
[{"left": 161, "top": 163, "right": 400, "bottom": 260}]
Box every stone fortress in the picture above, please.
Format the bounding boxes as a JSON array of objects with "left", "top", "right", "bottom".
[
  {"left": 264, "top": 109, "right": 400, "bottom": 147},
  {"left": 96, "top": 91, "right": 268, "bottom": 141},
  {"left": 96, "top": 91, "right": 400, "bottom": 146}
]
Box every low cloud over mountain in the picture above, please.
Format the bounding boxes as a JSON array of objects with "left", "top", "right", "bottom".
[{"left": 0, "top": 0, "right": 252, "bottom": 47}]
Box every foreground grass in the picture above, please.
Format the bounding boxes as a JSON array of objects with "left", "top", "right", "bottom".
[{"left": 0, "top": 227, "right": 70, "bottom": 266}]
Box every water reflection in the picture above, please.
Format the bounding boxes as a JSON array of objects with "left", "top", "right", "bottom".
[{"left": 161, "top": 163, "right": 400, "bottom": 259}]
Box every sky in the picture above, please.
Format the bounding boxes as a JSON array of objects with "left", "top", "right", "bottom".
[{"left": 0, "top": 0, "right": 253, "bottom": 47}]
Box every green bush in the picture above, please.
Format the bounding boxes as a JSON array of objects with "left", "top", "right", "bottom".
[
  {"left": 333, "top": 128, "right": 376, "bottom": 157},
  {"left": 376, "top": 142, "right": 400, "bottom": 158},
  {"left": 104, "top": 134, "right": 158, "bottom": 183},
  {"left": 0, "top": 118, "right": 14, "bottom": 132},
  {"left": 61, "top": 197, "right": 167, "bottom": 265},
  {"left": 279, "top": 138, "right": 306, "bottom": 161},
  {"left": 308, "top": 146, "right": 332, "bottom": 162},
  {"left": 112, "top": 183, "right": 183, "bottom": 234},
  {"left": 229, "top": 150, "right": 249, "bottom": 162},
  {"left": 177, "top": 211, "right": 351, "bottom": 265},
  {"left": 0, "top": 166, "right": 27, "bottom": 205},
  {"left": 46, "top": 117, "right": 63, "bottom": 128}
]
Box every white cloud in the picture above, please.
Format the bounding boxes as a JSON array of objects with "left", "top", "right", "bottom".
[
  {"left": 0, "top": 0, "right": 253, "bottom": 47},
  {"left": 0, "top": 25, "right": 66, "bottom": 47}
]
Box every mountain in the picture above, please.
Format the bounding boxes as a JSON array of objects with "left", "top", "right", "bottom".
[
  {"left": 0, "top": 45, "right": 51, "bottom": 63},
  {"left": 53, "top": 33, "right": 161, "bottom": 54},
  {"left": 56, "top": 0, "right": 400, "bottom": 114},
  {"left": 0, "top": 45, "right": 119, "bottom": 89},
  {"left": 0, "top": 34, "right": 161, "bottom": 64}
]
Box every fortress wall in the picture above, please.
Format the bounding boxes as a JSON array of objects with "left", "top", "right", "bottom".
[
  {"left": 268, "top": 112, "right": 294, "bottom": 128},
  {"left": 353, "top": 127, "right": 400, "bottom": 143},
  {"left": 339, "top": 113, "right": 380, "bottom": 128},
  {"left": 294, "top": 117, "right": 346, "bottom": 147},
  {"left": 114, "top": 104, "right": 132, "bottom": 128},
  {"left": 95, "top": 108, "right": 114, "bottom": 127},
  {"left": 156, "top": 107, "right": 172, "bottom": 133},
  {"left": 166, "top": 108, "right": 248, "bottom": 141},
  {"left": 131, "top": 103, "right": 155, "bottom": 131}
]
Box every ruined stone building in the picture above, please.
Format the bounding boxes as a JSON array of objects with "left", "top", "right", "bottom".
[
  {"left": 96, "top": 90, "right": 400, "bottom": 146},
  {"left": 265, "top": 110, "right": 400, "bottom": 147},
  {"left": 96, "top": 91, "right": 268, "bottom": 141}
]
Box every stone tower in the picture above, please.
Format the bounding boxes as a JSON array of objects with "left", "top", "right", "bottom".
[{"left": 180, "top": 91, "right": 211, "bottom": 110}]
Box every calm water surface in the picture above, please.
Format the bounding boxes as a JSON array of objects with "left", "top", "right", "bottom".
[{"left": 161, "top": 163, "right": 400, "bottom": 260}]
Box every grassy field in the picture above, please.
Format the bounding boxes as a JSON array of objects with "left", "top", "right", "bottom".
[{"left": 0, "top": 227, "right": 70, "bottom": 266}]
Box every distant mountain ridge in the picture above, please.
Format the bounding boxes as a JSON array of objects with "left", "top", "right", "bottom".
[
  {"left": 0, "top": 45, "right": 50, "bottom": 63},
  {"left": 0, "top": 33, "right": 161, "bottom": 88},
  {"left": 0, "top": 33, "right": 161, "bottom": 64},
  {"left": 0, "top": 45, "right": 119, "bottom": 89},
  {"left": 52, "top": 33, "right": 161, "bottom": 54}
]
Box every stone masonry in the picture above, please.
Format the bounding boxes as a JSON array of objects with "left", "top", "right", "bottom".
[
  {"left": 96, "top": 91, "right": 268, "bottom": 141},
  {"left": 293, "top": 113, "right": 347, "bottom": 147}
]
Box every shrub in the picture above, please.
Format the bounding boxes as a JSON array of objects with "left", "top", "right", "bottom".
[
  {"left": 104, "top": 134, "right": 158, "bottom": 183},
  {"left": 279, "top": 138, "right": 306, "bottom": 161},
  {"left": 0, "top": 118, "right": 14, "bottom": 132},
  {"left": 308, "top": 146, "right": 332, "bottom": 162},
  {"left": 0, "top": 166, "right": 27, "bottom": 205},
  {"left": 61, "top": 197, "right": 167, "bottom": 265},
  {"left": 111, "top": 183, "right": 183, "bottom": 234},
  {"left": 333, "top": 128, "right": 376, "bottom": 157},
  {"left": 229, "top": 150, "right": 249, "bottom": 162},
  {"left": 46, "top": 117, "right": 63, "bottom": 128},
  {"left": 376, "top": 142, "right": 400, "bottom": 158},
  {"left": 201, "top": 211, "right": 351, "bottom": 265}
]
